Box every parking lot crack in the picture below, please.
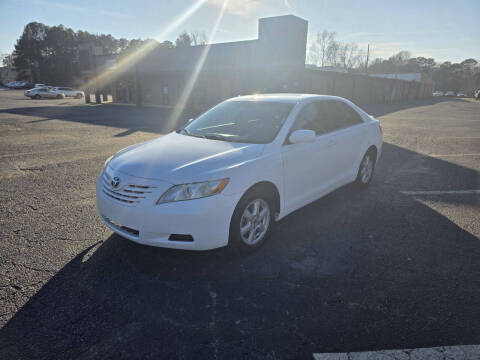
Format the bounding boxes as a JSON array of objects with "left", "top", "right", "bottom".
[{"left": 19, "top": 167, "right": 44, "bottom": 172}]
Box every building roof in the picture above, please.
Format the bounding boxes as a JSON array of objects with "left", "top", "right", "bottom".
[{"left": 130, "top": 14, "right": 308, "bottom": 74}]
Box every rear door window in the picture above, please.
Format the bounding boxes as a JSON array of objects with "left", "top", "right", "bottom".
[
  {"left": 330, "top": 101, "right": 364, "bottom": 129},
  {"left": 291, "top": 100, "right": 365, "bottom": 137}
]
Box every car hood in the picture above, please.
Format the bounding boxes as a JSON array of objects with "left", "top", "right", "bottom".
[{"left": 108, "top": 132, "right": 265, "bottom": 183}]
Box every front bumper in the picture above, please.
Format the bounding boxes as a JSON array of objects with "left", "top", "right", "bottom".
[{"left": 96, "top": 173, "right": 241, "bottom": 250}]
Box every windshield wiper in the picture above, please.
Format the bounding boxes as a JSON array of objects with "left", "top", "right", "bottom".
[
  {"left": 178, "top": 128, "right": 206, "bottom": 139},
  {"left": 202, "top": 134, "right": 227, "bottom": 141},
  {"left": 178, "top": 129, "right": 229, "bottom": 141}
]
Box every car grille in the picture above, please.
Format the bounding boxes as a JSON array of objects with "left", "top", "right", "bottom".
[{"left": 101, "top": 171, "right": 156, "bottom": 206}]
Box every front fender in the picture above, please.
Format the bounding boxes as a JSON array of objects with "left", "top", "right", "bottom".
[{"left": 221, "top": 152, "right": 284, "bottom": 208}]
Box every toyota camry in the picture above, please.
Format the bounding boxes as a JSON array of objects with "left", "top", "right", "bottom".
[{"left": 97, "top": 94, "right": 382, "bottom": 252}]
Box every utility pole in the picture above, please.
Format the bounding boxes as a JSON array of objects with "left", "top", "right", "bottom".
[{"left": 365, "top": 44, "right": 370, "bottom": 74}]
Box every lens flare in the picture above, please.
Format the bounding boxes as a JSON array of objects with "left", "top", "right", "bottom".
[
  {"left": 167, "top": 0, "right": 230, "bottom": 130},
  {"left": 82, "top": 0, "right": 208, "bottom": 91}
]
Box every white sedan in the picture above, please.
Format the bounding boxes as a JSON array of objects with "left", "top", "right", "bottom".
[
  {"left": 24, "top": 87, "right": 65, "bottom": 99},
  {"left": 97, "top": 94, "right": 382, "bottom": 252},
  {"left": 53, "top": 87, "right": 84, "bottom": 98}
]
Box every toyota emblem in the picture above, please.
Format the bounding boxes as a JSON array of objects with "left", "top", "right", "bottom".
[{"left": 111, "top": 177, "right": 120, "bottom": 189}]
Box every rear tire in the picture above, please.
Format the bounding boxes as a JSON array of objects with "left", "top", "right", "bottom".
[
  {"left": 76, "top": 93, "right": 83, "bottom": 99},
  {"left": 355, "top": 149, "right": 376, "bottom": 188},
  {"left": 56, "top": 95, "right": 63, "bottom": 99},
  {"left": 229, "top": 189, "right": 274, "bottom": 253}
]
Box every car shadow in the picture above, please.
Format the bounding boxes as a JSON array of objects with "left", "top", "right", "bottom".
[
  {"left": 0, "top": 103, "right": 196, "bottom": 135},
  {"left": 0, "top": 98, "right": 472, "bottom": 137},
  {"left": 0, "top": 143, "right": 479, "bottom": 359}
]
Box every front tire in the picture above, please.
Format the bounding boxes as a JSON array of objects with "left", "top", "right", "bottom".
[
  {"left": 355, "top": 149, "right": 376, "bottom": 187},
  {"left": 229, "top": 190, "right": 274, "bottom": 253},
  {"left": 76, "top": 93, "right": 83, "bottom": 99},
  {"left": 33, "top": 94, "right": 41, "bottom": 100}
]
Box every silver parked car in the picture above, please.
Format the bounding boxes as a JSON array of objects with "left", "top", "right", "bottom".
[
  {"left": 53, "top": 87, "right": 84, "bottom": 98},
  {"left": 25, "top": 87, "right": 65, "bottom": 99}
]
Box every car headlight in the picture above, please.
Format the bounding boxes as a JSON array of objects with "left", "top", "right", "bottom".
[
  {"left": 156, "top": 178, "right": 229, "bottom": 204},
  {"left": 104, "top": 155, "right": 113, "bottom": 169}
]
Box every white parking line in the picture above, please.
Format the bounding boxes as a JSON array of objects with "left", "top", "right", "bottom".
[
  {"left": 313, "top": 344, "right": 480, "bottom": 360},
  {"left": 401, "top": 190, "right": 480, "bottom": 195},
  {"left": 429, "top": 153, "right": 480, "bottom": 158}
]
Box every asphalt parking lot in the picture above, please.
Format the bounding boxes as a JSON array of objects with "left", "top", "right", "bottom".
[{"left": 0, "top": 89, "right": 479, "bottom": 359}]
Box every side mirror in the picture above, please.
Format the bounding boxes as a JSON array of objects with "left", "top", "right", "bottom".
[
  {"left": 288, "top": 129, "right": 316, "bottom": 144},
  {"left": 187, "top": 118, "right": 194, "bottom": 123}
]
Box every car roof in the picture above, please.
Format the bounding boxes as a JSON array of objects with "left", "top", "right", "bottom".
[{"left": 228, "top": 93, "right": 344, "bottom": 104}]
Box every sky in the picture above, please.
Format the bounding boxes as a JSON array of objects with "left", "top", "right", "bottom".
[{"left": 0, "top": 0, "right": 479, "bottom": 63}]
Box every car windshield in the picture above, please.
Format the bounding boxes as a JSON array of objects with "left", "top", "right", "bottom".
[{"left": 181, "top": 100, "right": 294, "bottom": 144}]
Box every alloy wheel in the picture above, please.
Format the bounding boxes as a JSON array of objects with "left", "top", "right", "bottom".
[
  {"left": 360, "top": 154, "right": 373, "bottom": 184},
  {"left": 239, "top": 198, "right": 270, "bottom": 245}
]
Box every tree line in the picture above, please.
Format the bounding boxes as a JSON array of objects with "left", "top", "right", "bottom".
[
  {"left": 3, "top": 23, "right": 479, "bottom": 92},
  {"left": 308, "top": 30, "right": 480, "bottom": 92},
  {"left": 3, "top": 22, "right": 207, "bottom": 85}
]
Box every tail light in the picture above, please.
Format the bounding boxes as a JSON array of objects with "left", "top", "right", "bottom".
[{"left": 378, "top": 123, "right": 383, "bottom": 135}]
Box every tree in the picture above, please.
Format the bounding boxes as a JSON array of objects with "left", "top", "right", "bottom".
[
  {"left": 307, "top": 42, "right": 319, "bottom": 65},
  {"left": 13, "top": 22, "right": 49, "bottom": 81},
  {"left": 408, "top": 57, "right": 436, "bottom": 74},
  {"left": 326, "top": 40, "right": 340, "bottom": 67},
  {"left": 307, "top": 31, "right": 362, "bottom": 70},
  {"left": 118, "top": 38, "right": 130, "bottom": 53},
  {"left": 1, "top": 53, "right": 14, "bottom": 68},
  {"left": 190, "top": 31, "right": 207, "bottom": 46},
  {"left": 461, "top": 58, "right": 478, "bottom": 70},
  {"left": 175, "top": 31, "right": 193, "bottom": 47},
  {"left": 307, "top": 30, "right": 337, "bottom": 67},
  {"left": 317, "top": 30, "right": 335, "bottom": 67},
  {"left": 345, "top": 43, "right": 362, "bottom": 70},
  {"left": 41, "top": 25, "right": 79, "bottom": 85},
  {"left": 174, "top": 31, "right": 207, "bottom": 47},
  {"left": 10, "top": 21, "right": 200, "bottom": 84},
  {"left": 367, "top": 51, "right": 417, "bottom": 74},
  {"left": 159, "top": 40, "right": 175, "bottom": 49},
  {"left": 391, "top": 51, "right": 411, "bottom": 66}
]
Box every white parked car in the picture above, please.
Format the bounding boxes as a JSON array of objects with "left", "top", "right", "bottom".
[
  {"left": 444, "top": 91, "right": 456, "bottom": 97},
  {"left": 53, "top": 87, "right": 84, "bottom": 98},
  {"left": 24, "top": 87, "right": 65, "bottom": 99},
  {"left": 433, "top": 91, "right": 443, "bottom": 97},
  {"left": 97, "top": 94, "right": 383, "bottom": 252},
  {"left": 8, "top": 81, "right": 27, "bottom": 89}
]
